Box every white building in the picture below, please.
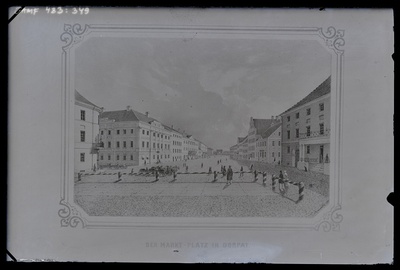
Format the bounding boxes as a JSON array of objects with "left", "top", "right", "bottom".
[{"left": 74, "top": 90, "right": 103, "bottom": 173}]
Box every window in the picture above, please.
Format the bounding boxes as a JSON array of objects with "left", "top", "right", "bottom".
[
  {"left": 108, "top": 130, "right": 111, "bottom": 135},
  {"left": 306, "top": 118, "right": 311, "bottom": 124},
  {"left": 131, "top": 141, "right": 133, "bottom": 148},
  {"left": 117, "top": 130, "right": 120, "bottom": 135},
  {"left": 116, "top": 155, "right": 119, "bottom": 160},
  {"left": 123, "top": 155, "right": 126, "bottom": 160},
  {"left": 306, "top": 108, "right": 311, "bottom": 115},
  {"left": 319, "top": 103, "right": 324, "bottom": 111},
  {"left": 80, "top": 110, "right": 85, "bottom": 121},
  {"left": 161, "top": 134, "right": 163, "bottom": 139},
  {"left": 108, "top": 155, "right": 111, "bottom": 160},
  {"left": 131, "top": 129, "right": 134, "bottom": 134},
  {"left": 116, "top": 141, "right": 120, "bottom": 148},
  {"left": 306, "top": 126, "right": 311, "bottom": 136},
  {"left": 153, "top": 155, "right": 155, "bottom": 159},
  {"left": 108, "top": 141, "right": 111, "bottom": 148},
  {"left": 287, "top": 116, "right": 290, "bottom": 122},
  {"left": 153, "top": 132, "right": 155, "bottom": 137},
  {"left": 142, "top": 141, "right": 145, "bottom": 148},
  {"left": 157, "top": 134, "right": 160, "bottom": 138},
  {"left": 142, "top": 129, "right": 145, "bottom": 135},
  {"left": 272, "top": 141, "right": 275, "bottom": 146},
  {"left": 147, "top": 131, "right": 149, "bottom": 135},
  {"left": 153, "top": 143, "right": 155, "bottom": 148},
  {"left": 147, "top": 142, "right": 149, "bottom": 148},
  {"left": 123, "top": 129, "right": 126, "bottom": 134},
  {"left": 157, "top": 143, "right": 159, "bottom": 149},
  {"left": 80, "top": 131, "right": 85, "bottom": 142},
  {"left": 161, "top": 144, "right": 163, "bottom": 149},
  {"left": 100, "top": 155, "right": 103, "bottom": 160},
  {"left": 101, "top": 130, "right": 104, "bottom": 135},
  {"left": 272, "top": 152, "right": 275, "bottom": 157},
  {"left": 296, "top": 112, "right": 299, "bottom": 119},
  {"left": 278, "top": 132, "right": 281, "bottom": 136},
  {"left": 278, "top": 141, "right": 280, "bottom": 146},
  {"left": 307, "top": 145, "right": 310, "bottom": 154},
  {"left": 80, "top": 153, "right": 85, "bottom": 162},
  {"left": 130, "top": 155, "right": 133, "bottom": 160},
  {"left": 122, "top": 141, "right": 125, "bottom": 148},
  {"left": 278, "top": 152, "right": 280, "bottom": 157},
  {"left": 287, "top": 146, "right": 290, "bottom": 154},
  {"left": 320, "top": 123, "right": 325, "bottom": 135},
  {"left": 296, "top": 128, "right": 299, "bottom": 138},
  {"left": 287, "top": 130, "right": 290, "bottom": 140}
]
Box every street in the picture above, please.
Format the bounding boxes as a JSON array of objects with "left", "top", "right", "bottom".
[{"left": 74, "top": 155, "right": 329, "bottom": 217}]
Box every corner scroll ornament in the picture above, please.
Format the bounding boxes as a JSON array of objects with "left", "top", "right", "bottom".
[
  {"left": 60, "top": 23, "right": 90, "bottom": 51},
  {"left": 314, "top": 204, "right": 343, "bottom": 232},
  {"left": 59, "top": 199, "right": 86, "bottom": 228},
  {"left": 318, "top": 26, "right": 345, "bottom": 54}
]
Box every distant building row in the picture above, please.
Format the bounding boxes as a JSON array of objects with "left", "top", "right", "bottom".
[
  {"left": 74, "top": 93, "right": 212, "bottom": 172},
  {"left": 229, "top": 76, "right": 331, "bottom": 175}
]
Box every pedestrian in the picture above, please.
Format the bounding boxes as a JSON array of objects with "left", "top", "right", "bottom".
[
  {"left": 93, "top": 164, "right": 97, "bottom": 172},
  {"left": 173, "top": 170, "right": 177, "bottom": 181},
  {"left": 155, "top": 170, "right": 159, "bottom": 181},
  {"left": 283, "top": 170, "right": 289, "bottom": 191},
  {"left": 279, "top": 170, "right": 285, "bottom": 194},
  {"left": 186, "top": 165, "right": 189, "bottom": 173},
  {"left": 201, "top": 163, "right": 203, "bottom": 168},
  {"left": 131, "top": 168, "right": 134, "bottom": 175},
  {"left": 77, "top": 172, "right": 82, "bottom": 182},
  {"left": 250, "top": 164, "right": 254, "bottom": 171},
  {"left": 239, "top": 166, "right": 244, "bottom": 178},
  {"left": 213, "top": 171, "right": 218, "bottom": 181},
  {"left": 208, "top": 167, "right": 212, "bottom": 175},
  {"left": 254, "top": 170, "right": 258, "bottom": 182},
  {"left": 118, "top": 171, "right": 122, "bottom": 181},
  {"left": 227, "top": 165, "right": 233, "bottom": 185}
]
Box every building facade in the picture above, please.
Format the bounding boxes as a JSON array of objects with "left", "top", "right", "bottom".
[
  {"left": 165, "top": 125, "right": 184, "bottom": 162},
  {"left": 280, "top": 77, "right": 331, "bottom": 175},
  {"left": 255, "top": 122, "right": 282, "bottom": 164},
  {"left": 74, "top": 90, "right": 103, "bottom": 173},
  {"left": 98, "top": 107, "right": 172, "bottom": 167}
]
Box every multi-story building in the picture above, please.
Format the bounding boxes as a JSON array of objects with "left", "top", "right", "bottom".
[
  {"left": 246, "top": 117, "right": 281, "bottom": 161},
  {"left": 183, "top": 134, "right": 198, "bottom": 159},
  {"left": 74, "top": 90, "right": 103, "bottom": 172},
  {"left": 98, "top": 107, "right": 172, "bottom": 167},
  {"left": 280, "top": 76, "right": 331, "bottom": 175},
  {"left": 255, "top": 121, "right": 282, "bottom": 164},
  {"left": 164, "top": 125, "right": 184, "bottom": 162}
]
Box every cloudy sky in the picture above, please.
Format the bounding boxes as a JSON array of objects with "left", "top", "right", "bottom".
[{"left": 75, "top": 36, "right": 331, "bottom": 150}]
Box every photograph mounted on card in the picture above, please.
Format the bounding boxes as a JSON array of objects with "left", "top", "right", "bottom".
[{"left": 59, "top": 23, "right": 345, "bottom": 231}]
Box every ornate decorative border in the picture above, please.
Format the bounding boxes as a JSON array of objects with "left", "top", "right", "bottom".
[{"left": 59, "top": 24, "right": 345, "bottom": 231}]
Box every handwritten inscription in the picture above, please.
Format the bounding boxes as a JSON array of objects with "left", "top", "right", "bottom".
[{"left": 12, "top": 7, "right": 90, "bottom": 16}]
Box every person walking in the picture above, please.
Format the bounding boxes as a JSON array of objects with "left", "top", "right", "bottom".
[
  {"left": 227, "top": 165, "right": 233, "bottom": 185},
  {"left": 279, "top": 170, "right": 285, "bottom": 194},
  {"left": 201, "top": 163, "right": 203, "bottom": 168},
  {"left": 208, "top": 167, "right": 212, "bottom": 175},
  {"left": 250, "top": 164, "right": 254, "bottom": 171},
  {"left": 213, "top": 171, "right": 218, "bottom": 182},
  {"left": 239, "top": 166, "right": 244, "bottom": 178}
]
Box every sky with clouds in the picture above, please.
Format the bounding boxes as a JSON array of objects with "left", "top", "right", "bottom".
[{"left": 75, "top": 36, "right": 331, "bottom": 150}]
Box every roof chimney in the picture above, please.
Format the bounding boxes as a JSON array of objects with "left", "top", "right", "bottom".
[
  {"left": 145, "top": 111, "right": 149, "bottom": 117},
  {"left": 126, "top": 106, "right": 131, "bottom": 111}
]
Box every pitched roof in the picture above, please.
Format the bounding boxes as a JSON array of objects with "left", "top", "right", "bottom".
[
  {"left": 252, "top": 118, "right": 274, "bottom": 135},
  {"left": 75, "top": 90, "right": 101, "bottom": 108},
  {"left": 238, "top": 136, "right": 246, "bottom": 143},
  {"left": 280, "top": 76, "right": 331, "bottom": 115},
  {"left": 99, "top": 109, "right": 156, "bottom": 123},
  {"left": 261, "top": 122, "right": 282, "bottom": 139}
]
